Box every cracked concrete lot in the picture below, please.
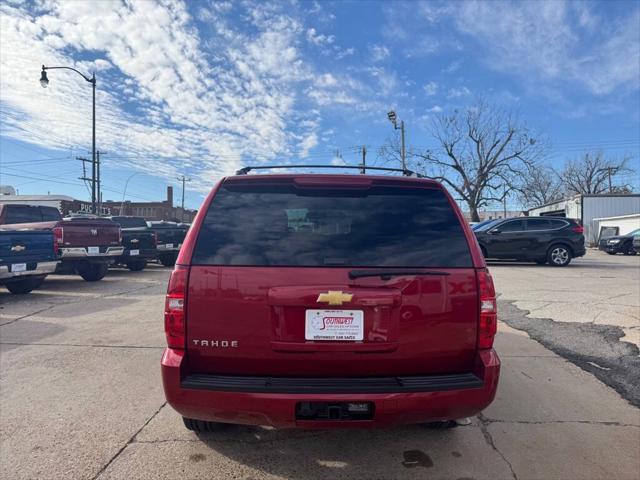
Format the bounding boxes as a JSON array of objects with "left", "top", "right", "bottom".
[{"left": 1, "top": 253, "right": 639, "bottom": 480}]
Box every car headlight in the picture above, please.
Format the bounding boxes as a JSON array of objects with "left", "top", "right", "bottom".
[{"left": 608, "top": 239, "right": 620, "bottom": 244}]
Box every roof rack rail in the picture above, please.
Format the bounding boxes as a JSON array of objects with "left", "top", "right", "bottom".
[{"left": 235, "top": 164, "right": 424, "bottom": 177}]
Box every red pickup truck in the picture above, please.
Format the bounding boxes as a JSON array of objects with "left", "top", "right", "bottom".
[{"left": 0, "top": 204, "right": 123, "bottom": 281}]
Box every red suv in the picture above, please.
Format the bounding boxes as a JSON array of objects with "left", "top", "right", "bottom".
[{"left": 162, "top": 173, "right": 500, "bottom": 430}]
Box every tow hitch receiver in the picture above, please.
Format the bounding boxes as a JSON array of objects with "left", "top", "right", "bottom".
[{"left": 296, "top": 401, "right": 374, "bottom": 421}]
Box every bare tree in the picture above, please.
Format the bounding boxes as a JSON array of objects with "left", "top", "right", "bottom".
[
  {"left": 560, "top": 151, "right": 633, "bottom": 195},
  {"left": 519, "top": 165, "right": 564, "bottom": 207},
  {"left": 414, "top": 101, "right": 545, "bottom": 222}
]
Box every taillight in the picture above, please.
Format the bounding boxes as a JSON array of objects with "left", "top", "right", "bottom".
[
  {"left": 164, "top": 265, "right": 189, "bottom": 349},
  {"left": 477, "top": 268, "right": 497, "bottom": 349},
  {"left": 571, "top": 225, "right": 584, "bottom": 234},
  {"left": 52, "top": 227, "right": 63, "bottom": 256}
]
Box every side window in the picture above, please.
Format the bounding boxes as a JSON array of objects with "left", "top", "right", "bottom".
[
  {"left": 4, "top": 205, "right": 41, "bottom": 224},
  {"left": 40, "top": 207, "right": 61, "bottom": 221},
  {"left": 526, "top": 218, "right": 551, "bottom": 230},
  {"left": 547, "top": 219, "right": 568, "bottom": 229},
  {"left": 499, "top": 219, "right": 526, "bottom": 232}
]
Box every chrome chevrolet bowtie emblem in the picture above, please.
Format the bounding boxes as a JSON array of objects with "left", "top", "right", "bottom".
[
  {"left": 11, "top": 245, "right": 26, "bottom": 252},
  {"left": 316, "top": 291, "right": 353, "bottom": 306}
]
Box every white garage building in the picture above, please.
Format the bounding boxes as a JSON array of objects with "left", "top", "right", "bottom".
[{"left": 527, "top": 194, "right": 640, "bottom": 246}]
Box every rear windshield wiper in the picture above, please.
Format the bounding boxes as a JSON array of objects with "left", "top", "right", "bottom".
[{"left": 349, "top": 269, "right": 450, "bottom": 280}]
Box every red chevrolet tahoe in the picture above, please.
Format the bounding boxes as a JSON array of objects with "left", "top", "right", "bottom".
[{"left": 162, "top": 173, "right": 500, "bottom": 430}]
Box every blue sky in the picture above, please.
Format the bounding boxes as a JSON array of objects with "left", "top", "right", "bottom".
[{"left": 1, "top": 0, "right": 639, "bottom": 210}]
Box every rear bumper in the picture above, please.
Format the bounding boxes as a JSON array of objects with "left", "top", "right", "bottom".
[
  {"left": 59, "top": 246, "right": 124, "bottom": 258},
  {"left": 0, "top": 261, "right": 58, "bottom": 281},
  {"left": 116, "top": 248, "right": 157, "bottom": 261},
  {"left": 157, "top": 243, "right": 181, "bottom": 252},
  {"left": 162, "top": 349, "right": 500, "bottom": 429}
]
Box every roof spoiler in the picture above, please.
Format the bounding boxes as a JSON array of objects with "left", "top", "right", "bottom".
[{"left": 235, "top": 164, "right": 425, "bottom": 178}]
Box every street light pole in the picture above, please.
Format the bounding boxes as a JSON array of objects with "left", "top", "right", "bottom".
[
  {"left": 120, "top": 172, "right": 141, "bottom": 215},
  {"left": 40, "top": 65, "right": 97, "bottom": 213},
  {"left": 387, "top": 111, "right": 406, "bottom": 172}
]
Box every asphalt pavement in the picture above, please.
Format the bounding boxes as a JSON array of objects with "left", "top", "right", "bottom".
[{"left": 1, "top": 254, "right": 639, "bottom": 480}]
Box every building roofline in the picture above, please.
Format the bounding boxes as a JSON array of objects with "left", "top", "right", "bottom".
[{"left": 527, "top": 193, "right": 640, "bottom": 212}]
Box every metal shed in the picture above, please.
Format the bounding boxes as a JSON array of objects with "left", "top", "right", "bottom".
[{"left": 527, "top": 194, "right": 640, "bottom": 246}]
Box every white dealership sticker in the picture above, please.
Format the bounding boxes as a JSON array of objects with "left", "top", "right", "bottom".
[
  {"left": 166, "top": 243, "right": 174, "bottom": 248},
  {"left": 305, "top": 309, "right": 364, "bottom": 341},
  {"left": 87, "top": 246, "right": 99, "bottom": 255},
  {"left": 130, "top": 249, "right": 139, "bottom": 256},
  {"left": 11, "top": 263, "right": 27, "bottom": 272}
]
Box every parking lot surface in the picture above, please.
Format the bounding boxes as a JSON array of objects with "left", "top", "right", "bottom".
[{"left": 1, "top": 254, "right": 639, "bottom": 480}]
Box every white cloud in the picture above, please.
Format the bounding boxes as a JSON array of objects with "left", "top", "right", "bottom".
[
  {"left": 0, "top": 1, "right": 347, "bottom": 193},
  {"left": 452, "top": 0, "right": 640, "bottom": 95},
  {"left": 442, "top": 60, "right": 462, "bottom": 74},
  {"left": 370, "top": 44, "right": 390, "bottom": 62},
  {"left": 306, "top": 27, "right": 335, "bottom": 46},
  {"left": 298, "top": 132, "right": 318, "bottom": 157},
  {"left": 447, "top": 86, "right": 471, "bottom": 98},
  {"left": 428, "top": 105, "right": 443, "bottom": 113},
  {"left": 423, "top": 81, "right": 438, "bottom": 96}
]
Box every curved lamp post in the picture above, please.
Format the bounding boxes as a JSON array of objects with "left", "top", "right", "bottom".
[
  {"left": 120, "top": 172, "right": 141, "bottom": 215},
  {"left": 40, "top": 65, "right": 97, "bottom": 213}
]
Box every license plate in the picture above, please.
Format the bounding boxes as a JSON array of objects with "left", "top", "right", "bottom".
[
  {"left": 130, "top": 249, "right": 139, "bottom": 256},
  {"left": 166, "top": 243, "right": 174, "bottom": 248},
  {"left": 305, "top": 310, "right": 364, "bottom": 341},
  {"left": 87, "top": 246, "right": 100, "bottom": 255},
  {"left": 11, "top": 263, "right": 27, "bottom": 273}
]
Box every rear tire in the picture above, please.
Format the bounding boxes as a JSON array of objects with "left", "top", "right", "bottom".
[
  {"left": 606, "top": 251, "right": 617, "bottom": 255},
  {"left": 159, "top": 253, "right": 177, "bottom": 267},
  {"left": 182, "top": 417, "right": 227, "bottom": 432},
  {"left": 5, "top": 276, "right": 46, "bottom": 294},
  {"left": 623, "top": 245, "right": 636, "bottom": 256},
  {"left": 77, "top": 263, "right": 109, "bottom": 282},
  {"left": 126, "top": 259, "right": 147, "bottom": 271},
  {"left": 547, "top": 244, "right": 572, "bottom": 267}
]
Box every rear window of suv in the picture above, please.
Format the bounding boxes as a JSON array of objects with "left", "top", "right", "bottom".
[{"left": 192, "top": 182, "right": 472, "bottom": 267}]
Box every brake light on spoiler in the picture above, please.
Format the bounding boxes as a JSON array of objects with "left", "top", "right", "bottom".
[
  {"left": 477, "top": 269, "right": 497, "bottom": 349},
  {"left": 164, "top": 265, "right": 189, "bottom": 349}
]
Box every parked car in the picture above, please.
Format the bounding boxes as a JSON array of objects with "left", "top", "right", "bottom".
[
  {"left": 104, "top": 216, "right": 157, "bottom": 271},
  {"left": 634, "top": 234, "right": 640, "bottom": 254},
  {"left": 162, "top": 173, "right": 500, "bottom": 431},
  {"left": 601, "top": 228, "right": 640, "bottom": 255},
  {"left": 147, "top": 221, "right": 188, "bottom": 267},
  {"left": 0, "top": 229, "right": 58, "bottom": 294},
  {"left": 474, "top": 217, "right": 585, "bottom": 266},
  {"left": 0, "top": 204, "right": 123, "bottom": 281}
]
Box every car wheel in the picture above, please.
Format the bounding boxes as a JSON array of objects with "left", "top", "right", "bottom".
[
  {"left": 623, "top": 245, "right": 637, "bottom": 256},
  {"left": 182, "top": 417, "right": 227, "bottom": 432},
  {"left": 5, "top": 276, "right": 45, "bottom": 294},
  {"left": 606, "top": 251, "right": 617, "bottom": 255},
  {"left": 77, "top": 263, "right": 109, "bottom": 282},
  {"left": 126, "top": 259, "right": 147, "bottom": 271},
  {"left": 160, "top": 253, "right": 177, "bottom": 267},
  {"left": 547, "top": 244, "right": 572, "bottom": 267}
]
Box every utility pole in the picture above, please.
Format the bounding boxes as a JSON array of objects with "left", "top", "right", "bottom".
[
  {"left": 177, "top": 175, "right": 191, "bottom": 222},
  {"left": 360, "top": 145, "right": 367, "bottom": 174},
  {"left": 596, "top": 167, "right": 615, "bottom": 193},
  {"left": 77, "top": 156, "right": 95, "bottom": 212}
]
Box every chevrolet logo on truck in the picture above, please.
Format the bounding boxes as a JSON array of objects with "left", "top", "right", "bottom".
[{"left": 316, "top": 291, "right": 353, "bottom": 306}]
